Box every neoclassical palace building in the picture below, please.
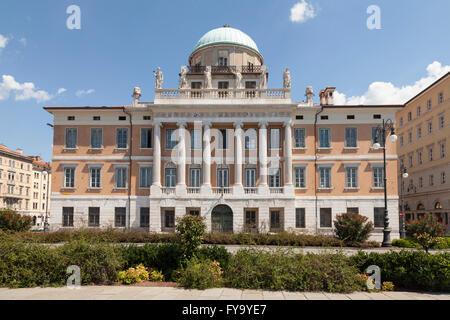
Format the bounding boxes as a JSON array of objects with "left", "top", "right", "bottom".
[{"left": 45, "top": 26, "right": 402, "bottom": 240}]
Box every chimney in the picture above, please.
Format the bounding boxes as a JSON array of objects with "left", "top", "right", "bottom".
[
  {"left": 319, "top": 87, "right": 336, "bottom": 105},
  {"left": 16, "top": 148, "right": 23, "bottom": 155}
]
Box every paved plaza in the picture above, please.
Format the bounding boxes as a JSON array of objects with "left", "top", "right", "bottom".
[{"left": 0, "top": 286, "right": 448, "bottom": 300}]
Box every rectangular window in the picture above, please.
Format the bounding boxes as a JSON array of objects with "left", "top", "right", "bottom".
[
  {"left": 269, "top": 128, "right": 281, "bottom": 149},
  {"left": 295, "top": 208, "right": 306, "bottom": 228},
  {"left": 245, "top": 168, "right": 256, "bottom": 187},
  {"left": 140, "top": 167, "right": 152, "bottom": 188},
  {"left": 438, "top": 92, "right": 444, "bottom": 104},
  {"left": 118, "top": 116, "right": 126, "bottom": 121},
  {"left": 62, "top": 207, "right": 74, "bottom": 227},
  {"left": 319, "top": 167, "right": 331, "bottom": 188},
  {"left": 294, "top": 167, "right": 306, "bottom": 188},
  {"left": 165, "top": 168, "right": 177, "bottom": 187},
  {"left": 427, "top": 99, "right": 432, "bottom": 110},
  {"left": 90, "top": 128, "right": 103, "bottom": 149},
  {"left": 217, "top": 168, "right": 229, "bottom": 187},
  {"left": 88, "top": 207, "right": 100, "bottom": 227},
  {"left": 372, "top": 167, "right": 384, "bottom": 188},
  {"left": 140, "top": 128, "right": 153, "bottom": 149},
  {"left": 115, "top": 167, "right": 127, "bottom": 188},
  {"left": 441, "top": 172, "right": 446, "bottom": 184},
  {"left": 189, "top": 168, "right": 201, "bottom": 187},
  {"left": 429, "top": 175, "right": 434, "bottom": 186},
  {"left": 218, "top": 81, "right": 229, "bottom": 89},
  {"left": 345, "top": 167, "right": 358, "bottom": 188},
  {"left": 374, "top": 207, "right": 384, "bottom": 228},
  {"left": 347, "top": 207, "right": 359, "bottom": 214},
  {"left": 345, "top": 127, "right": 357, "bottom": 148},
  {"left": 440, "top": 143, "right": 445, "bottom": 158},
  {"left": 190, "top": 129, "right": 202, "bottom": 150},
  {"left": 294, "top": 128, "right": 306, "bottom": 148},
  {"left": 417, "top": 127, "right": 422, "bottom": 139},
  {"left": 89, "top": 167, "right": 101, "bottom": 188},
  {"left": 244, "top": 130, "right": 257, "bottom": 150},
  {"left": 93, "top": 116, "right": 101, "bottom": 121},
  {"left": 67, "top": 116, "right": 75, "bottom": 121},
  {"left": 64, "top": 167, "right": 75, "bottom": 188},
  {"left": 269, "top": 168, "right": 281, "bottom": 188},
  {"left": 165, "top": 129, "right": 177, "bottom": 149},
  {"left": 416, "top": 106, "right": 421, "bottom": 117},
  {"left": 218, "top": 129, "right": 228, "bottom": 149},
  {"left": 244, "top": 210, "right": 258, "bottom": 233},
  {"left": 371, "top": 127, "right": 385, "bottom": 147},
  {"left": 428, "top": 121, "right": 432, "bottom": 134},
  {"left": 116, "top": 128, "right": 128, "bottom": 149},
  {"left": 428, "top": 147, "right": 433, "bottom": 161},
  {"left": 320, "top": 208, "right": 332, "bottom": 228},
  {"left": 418, "top": 151, "right": 423, "bottom": 164},
  {"left": 408, "top": 154, "right": 413, "bottom": 168},
  {"left": 164, "top": 210, "right": 175, "bottom": 229},
  {"left": 319, "top": 128, "right": 330, "bottom": 148},
  {"left": 115, "top": 207, "right": 126, "bottom": 227},
  {"left": 270, "top": 210, "right": 283, "bottom": 233},
  {"left": 140, "top": 207, "right": 150, "bottom": 228},
  {"left": 439, "top": 116, "right": 445, "bottom": 129},
  {"left": 65, "top": 128, "right": 77, "bottom": 148},
  {"left": 407, "top": 112, "right": 412, "bottom": 121}
]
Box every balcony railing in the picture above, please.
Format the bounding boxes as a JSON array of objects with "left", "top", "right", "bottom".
[
  {"left": 161, "top": 187, "right": 175, "bottom": 195},
  {"left": 155, "top": 88, "right": 290, "bottom": 100},
  {"left": 212, "top": 187, "right": 231, "bottom": 195},
  {"left": 187, "top": 65, "right": 263, "bottom": 74},
  {"left": 187, "top": 187, "right": 200, "bottom": 194},
  {"left": 269, "top": 187, "right": 284, "bottom": 194},
  {"left": 244, "top": 188, "right": 258, "bottom": 194}
]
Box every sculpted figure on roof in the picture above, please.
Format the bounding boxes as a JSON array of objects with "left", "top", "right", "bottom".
[
  {"left": 153, "top": 67, "right": 163, "bottom": 89},
  {"left": 179, "top": 66, "right": 189, "bottom": 89},
  {"left": 283, "top": 68, "right": 291, "bottom": 89},
  {"left": 204, "top": 66, "right": 212, "bottom": 89}
]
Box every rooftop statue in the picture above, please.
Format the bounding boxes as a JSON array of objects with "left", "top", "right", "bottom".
[
  {"left": 179, "top": 66, "right": 189, "bottom": 89},
  {"left": 260, "top": 65, "right": 267, "bottom": 89},
  {"left": 132, "top": 86, "right": 141, "bottom": 100},
  {"left": 283, "top": 68, "right": 291, "bottom": 89},
  {"left": 204, "top": 66, "right": 212, "bottom": 89},
  {"left": 233, "top": 69, "right": 243, "bottom": 89},
  {"left": 153, "top": 67, "right": 163, "bottom": 89}
]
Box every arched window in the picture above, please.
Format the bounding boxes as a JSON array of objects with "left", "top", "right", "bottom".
[
  {"left": 417, "top": 203, "right": 425, "bottom": 210},
  {"left": 435, "top": 202, "right": 443, "bottom": 209}
]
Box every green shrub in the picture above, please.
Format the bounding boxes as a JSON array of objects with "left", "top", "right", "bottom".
[
  {"left": 382, "top": 281, "right": 395, "bottom": 291},
  {"left": 0, "top": 209, "right": 32, "bottom": 232},
  {"left": 122, "top": 243, "right": 183, "bottom": 281},
  {"left": 177, "top": 258, "right": 223, "bottom": 290},
  {"left": 176, "top": 215, "right": 206, "bottom": 262},
  {"left": 406, "top": 214, "right": 445, "bottom": 238},
  {"left": 392, "top": 238, "right": 421, "bottom": 248},
  {"left": 197, "top": 245, "right": 231, "bottom": 270},
  {"left": 224, "top": 249, "right": 365, "bottom": 293},
  {"left": 334, "top": 212, "right": 374, "bottom": 243},
  {"left": 349, "top": 250, "right": 450, "bottom": 291}
]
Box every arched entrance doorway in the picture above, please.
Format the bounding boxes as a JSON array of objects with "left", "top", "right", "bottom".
[{"left": 211, "top": 205, "right": 233, "bottom": 233}]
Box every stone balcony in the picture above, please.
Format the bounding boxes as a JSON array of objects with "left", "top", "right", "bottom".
[{"left": 154, "top": 88, "right": 291, "bottom": 104}]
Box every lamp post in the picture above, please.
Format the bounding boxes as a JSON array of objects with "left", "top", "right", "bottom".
[
  {"left": 372, "top": 119, "right": 398, "bottom": 247},
  {"left": 399, "top": 165, "right": 409, "bottom": 239},
  {"left": 42, "top": 170, "right": 50, "bottom": 232}
]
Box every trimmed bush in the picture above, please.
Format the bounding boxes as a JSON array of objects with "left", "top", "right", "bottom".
[
  {"left": 176, "top": 215, "right": 206, "bottom": 262},
  {"left": 197, "top": 245, "right": 231, "bottom": 270},
  {"left": 349, "top": 250, "right": 450, "bottom": 291},
  {"left": 334, "top": 212, "right": 374, "bottom": 243},
  {"left": 406, "top": 214, "right": 445, "bottom": 238},
  {"left": 118, "top": 264, "right": 149, "bottom": 284},
  {"left": 0, "top": 209, "right": 32, "bottom": 232},
  {"left": 177, "top": 258, "right": 223, "bottom": 290},
  {"left": 224, "top": 249, "right": 365, "bottom": 293}
]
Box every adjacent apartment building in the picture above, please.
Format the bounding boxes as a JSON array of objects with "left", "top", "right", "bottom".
[
  {"left": 45, "top": 26, "right": 402, "bottom": 241},
  {"left": 397, "top": 72, "right": 450, "bottom": 234},
  {"left": 0, "top": 144, "right": 52, "bottom": 229}
]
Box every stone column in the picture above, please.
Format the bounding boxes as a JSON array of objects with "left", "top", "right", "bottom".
[
  {"left": 151, "top": 122, "right": 162, "bottom": 195},
  {"left": 233, "top": 122, "right": 244, "bottom": 195},
  {"left": 200, "top": 121, "right": 212, "bottom": 195},
  {"left": 258, "top": 121, "right": 269, "bottom": 195},
  {"left": 176, "top": 122, "right": 187, "bottom": 195},
  {"left": 284, "top": 120, "right": 294, "bottom": 188}
]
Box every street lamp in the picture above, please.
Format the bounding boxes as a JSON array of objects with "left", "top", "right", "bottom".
[
  {"left": 372, "top": 119, "right": 397, "bottom": 247},
  {"left": 399, "top": 165, "right": 409, "bottom": 239},
  {"left": 42, "top": 170, "right": 50, "bottom": 232}
]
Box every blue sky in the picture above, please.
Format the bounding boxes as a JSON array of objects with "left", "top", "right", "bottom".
[{"left": 0, "top": 0, "right": 449, "bottom": 162}]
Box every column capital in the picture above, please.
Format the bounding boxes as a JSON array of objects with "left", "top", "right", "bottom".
[
  {"left": 258, "top": 121, "right": 268, "bottom": 129},
  {"left": 233, "top": 121, "right": 243, "bottom": 129},
  {"left": 153, "top": 121, "right": 163, "bottom": 128},
  {"left": 283, "top": 119, "right": 293, "bottom": 128},
  {"left": 203, "top": 121, "right": 212, "bottom": 128},
  {"left": 177, "top": 121, "right": 187, "bottom": 128}
]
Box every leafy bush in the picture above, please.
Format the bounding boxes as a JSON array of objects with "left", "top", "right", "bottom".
[
  {"left": 406, "top": 214, "right": 445, "bottom": 238},
  {"left": 149, "top": 269, "right": 164, "bottom": 282},
  {"left": 122, "top": 243, "right": 183, "bottom": 281},
  {"left": 349, "top": 250, "right": 450, "bottom": 291},
  {"left": 413, "top": 232, "right": 445, "bottom": 253},
  {"left": 176, "top": 215, "right": 206, "bottom": 262},
  {"left": 0, "top": 209, "right": 32, "bottom": 232},
  {"left": 118, "top": 264, "right": 149, "bottom": 284},
  {"left": 382, "top": 282, "right": 395, "bottom": 291},
  {"left": 224, "top": 249, "right": 365, "bottom": 293},
  {"left": 334, "top": 212, "right": 374, "bottom": 243},
  {"left": 177, "top": 258, "right": 223, "bottom": 290},
  {"left": 392, "top": 238, "right": 421, "bottom": 248},
  {"left": 197, "top": 245, "right": 231, "bottom": 270}
]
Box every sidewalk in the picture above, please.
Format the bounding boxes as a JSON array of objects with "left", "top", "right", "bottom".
[{"left": 0, "top": 286, "right": 448, "bottom": 300}]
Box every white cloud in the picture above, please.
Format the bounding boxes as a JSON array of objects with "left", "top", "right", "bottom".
[
  {"left": 0, "top": 75, "right": 64, "bottom": 103},
  {"left": 290, "top": 1, "right": 316, "bottom": 23},
  {"left": 0, "top": 34, "right": 8, "bottom": 50},
  {"left": 57, "top": 88, "right": 67, "bottom": 94},
  {"left": 75, "top": 89, "right": 95, "bottom": 97},
  {"left": 334, "top": 61, "right": 450, "bottom": 105}
]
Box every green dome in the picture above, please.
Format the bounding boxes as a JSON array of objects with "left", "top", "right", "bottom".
[{"left": 193, "top": 26, "right": 260, "bottom": 54}]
